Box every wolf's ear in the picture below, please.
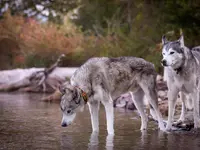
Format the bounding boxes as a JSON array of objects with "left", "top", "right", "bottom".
[
  {"left": 73, "top": 88, "right": 81, "bottom": 104},
  {"left": 59, "top": 84, "right": 65, "bottom": 95},
  {"left": 59, "top": 81, "right": 71, "bottom": 94},
  {"left": 178, "top": 34, "right": 184, "bottom": 47},
  {"left": 162, "top": 35, "right": 168, "bottom": 45}
]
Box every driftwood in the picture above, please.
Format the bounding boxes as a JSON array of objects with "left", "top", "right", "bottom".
[
  {"left": 0, "top": 78, "right": 30, "bottom": 91},
  {"left": 26, "top": 54, "right": 66, "bottom": 92},
  {"left": 41, "top": 89, "right": 62, "bottom": 101},
  {"left": 0, "top": 54, "right": 73, "bottom": 93}
]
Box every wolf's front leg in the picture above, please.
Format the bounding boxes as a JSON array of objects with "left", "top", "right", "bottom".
[
  {"left": 177, "top": 92, "right": 186, "bottom": 123},
  {"left": 88, "top": 101, "right": 100, "bottom": 133},
  {"left": 102, "top": 97, "right": 114, "bottom": 135},
  {"left": 166, "top": 88, "right": 179, "bottom": 130}
]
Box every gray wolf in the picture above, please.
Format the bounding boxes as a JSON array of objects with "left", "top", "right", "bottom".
[
  {"left": 161, "top": 35, "right": 200, "bottom": 130},
  {"left": 59, "top": 57, "right": 165, "bottom": 134}
]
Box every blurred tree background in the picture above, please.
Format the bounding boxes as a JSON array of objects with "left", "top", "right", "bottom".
[{"left": 0, "top": 0, "right": 200, "bottom": 73}]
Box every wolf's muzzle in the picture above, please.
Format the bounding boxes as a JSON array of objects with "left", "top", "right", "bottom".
[
  {"left": 161, "top": 59, "right": 167, "bottom": 66},
  {"left": 61, "top": 122, "right": 68, "bottom": 127}
]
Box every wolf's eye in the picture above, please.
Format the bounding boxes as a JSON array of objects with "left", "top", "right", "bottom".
[
  {"left": 162, "top": 53, "right": 165, "bottom": 55},
  {"left": 170, "top": 52, "right": 174, "bottom": 55}
]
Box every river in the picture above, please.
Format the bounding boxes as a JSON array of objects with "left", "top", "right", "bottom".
[{"left": 0, "top": 93, "right": 200, "bottom": 150}]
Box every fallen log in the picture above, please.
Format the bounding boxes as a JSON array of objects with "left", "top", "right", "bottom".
[
  {"left": 0, "top": 54, "right": 78, "bottom": 93},
  {"left": 0, "top": 78, "right": 30, "bottom": 91},
  {"left": 28, "top": 54, "right": 66, "bottom": 92},
  {"left": 41, "top": 89, "right": 62, "bottom": 101}
]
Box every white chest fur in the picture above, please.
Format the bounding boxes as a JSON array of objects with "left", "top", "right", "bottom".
[{"left": 173, "top": 74, "right": 196, "bottom": 93}]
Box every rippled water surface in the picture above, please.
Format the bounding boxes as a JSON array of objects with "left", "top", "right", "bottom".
[{"left": 0, "top": 93, "right": 200, "bottom": 150}]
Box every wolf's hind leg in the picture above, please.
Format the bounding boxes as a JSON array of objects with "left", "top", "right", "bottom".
[
  {"left": 139, "top": 78, "right": 165, "bottom": 131},
  {"left": 130, "top": 89, "right": 147, "bottom": 130}
]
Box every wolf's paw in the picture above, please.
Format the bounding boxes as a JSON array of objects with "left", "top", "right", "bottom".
[
  {"left": 159, "top": 123, "right": 166, "bottom": 131},
  {"left": 173, "top": 120, "right": 183, "bottom": 126},
  {"left": 165, "top": 124, "right": 173, "bottom": 132}
]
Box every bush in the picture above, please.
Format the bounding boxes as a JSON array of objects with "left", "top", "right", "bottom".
[
  {"left": 0, "top": 11, "right": 163, "bottom": 72},
  {"left": 0, "top": 11, "right": 84, "bottom": 68}
]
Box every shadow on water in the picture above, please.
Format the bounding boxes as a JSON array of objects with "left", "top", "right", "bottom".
[{"left": 0, "top": 93, "right": 200, "bottom": 150}]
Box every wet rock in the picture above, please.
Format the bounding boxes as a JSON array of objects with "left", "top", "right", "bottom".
[
  {"left": 114, "top": 93, "right": 136, "bottom": 110},
  {"left": 156, "top": 74, "right": 168, "bottom": 113},
  {"left": 158, "top": 99, "right": 183, "bottom": 117},
  {"left": 158, "top": 90, "right": 167, "bottom": 99},
  {"left": 158, "top": 100, "right": 168, "bottom": 116}
]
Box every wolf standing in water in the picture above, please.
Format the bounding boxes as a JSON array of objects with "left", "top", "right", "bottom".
[
  {"left": 161, "top": 35, "right": 200, "bottom": 130},
  {"left": 60, "top": 57, "right": 165, "bottom": 134}
]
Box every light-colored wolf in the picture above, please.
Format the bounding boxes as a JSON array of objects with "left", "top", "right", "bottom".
[
  {"left": 161, "top": 35, "right": 200, "bottom": 130},
  {"left": 60, "top": 57, "right": 165, "bottom": 134}
]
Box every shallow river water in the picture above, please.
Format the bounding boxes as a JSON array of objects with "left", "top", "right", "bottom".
[{"left": 0, "top": 93, "right": 200, "bottom": 150}]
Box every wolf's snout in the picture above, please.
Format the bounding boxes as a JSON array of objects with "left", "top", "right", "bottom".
[
  {"left": 161, "top": 59, "right": 167, "bottom": 66},
  {"left": 61, "top": 122, "right": 68, "bottom": 127}
]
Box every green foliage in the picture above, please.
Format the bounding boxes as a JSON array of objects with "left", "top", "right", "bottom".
[
  {"left": 1, "top": 1, "right": 200, "bottom": 73},
  {"left": 70, "top": 0, "right": 200, "bottom": 72},
  {"left": 70, "top": 0, "right": 165, "bottom": 71}
]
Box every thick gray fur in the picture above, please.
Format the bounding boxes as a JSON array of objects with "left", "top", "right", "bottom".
[
  {"left": 162, "top": 35, "right": 200, "bottom": 130},
  {"left": 60, "top": 56, "right": 165, "bottom": 134}
]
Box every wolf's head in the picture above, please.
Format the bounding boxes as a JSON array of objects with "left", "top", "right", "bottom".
[
  {"left": 59, "top": 82, "right": 86, "bottom": 127},
  {"left": 161, "top": 35, "right": 185, "bottom": 69}
]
